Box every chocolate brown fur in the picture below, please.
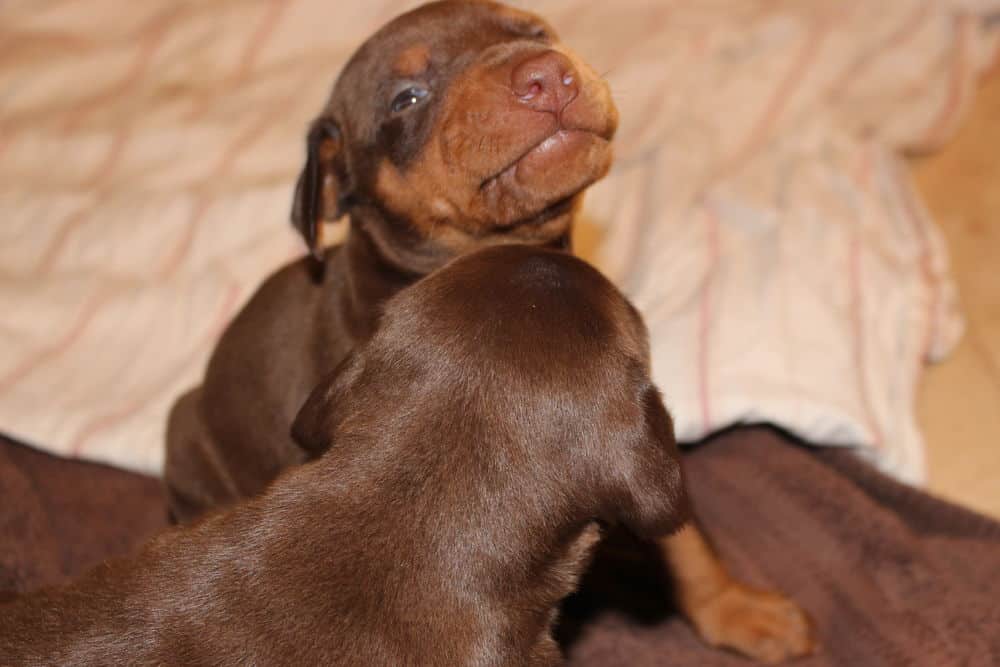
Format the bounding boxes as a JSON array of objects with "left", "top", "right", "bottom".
[
  {"left": 165, "top": 0, "right": 617, "bottom": 521},
  {"left": 164, "top": 2, "right": 814, "bottom": 662},
  {"left": 2, "top": 247, "right": 687, "bottom": 666}
]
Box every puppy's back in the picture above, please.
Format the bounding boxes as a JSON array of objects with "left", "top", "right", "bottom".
[
  {"left": 384, "top": 245, "right": 649, "bottom": 378},
  {"left": 3, "top": 245, "right": 686, "bottom": 667}
]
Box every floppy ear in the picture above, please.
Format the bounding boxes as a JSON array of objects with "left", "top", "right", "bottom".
[
  {"left": 291, "top": 117, "right": 347, "bottom": 259},
  {"left": 291, "top": 352, "right": 362, "bottom": 456},
  {"left": 608, "top": 384, "right": 691, "bottom": 539}
]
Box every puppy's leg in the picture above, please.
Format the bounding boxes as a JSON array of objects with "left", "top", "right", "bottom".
[
  {"left": 164, "top": 387, "right": 241, "bottom": 523},
  {"left": 657, "top": 522, "right": 815, "bottom": 664}
]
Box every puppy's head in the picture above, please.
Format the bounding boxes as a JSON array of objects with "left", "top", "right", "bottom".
[
  {"left": 293, "top": 246, "right": 687, "bottom": 540},
  {"left": 293, "top": 1, "right": 618, "bottom": 261}
]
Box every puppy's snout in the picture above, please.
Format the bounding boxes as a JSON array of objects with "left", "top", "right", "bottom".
[{"left": 511, "top": 50, "right": 579, "bottom": 115}]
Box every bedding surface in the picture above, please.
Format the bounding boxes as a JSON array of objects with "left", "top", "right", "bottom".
[
  {"left": 1, "top": 0, "right": 998, "bottom": 479},
  {"left": 3, "top": 428, "right": 999, "bottom": 665}
]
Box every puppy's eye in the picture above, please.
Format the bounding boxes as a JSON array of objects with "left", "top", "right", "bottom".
[{"left": 390, "top": 86, "right": 429, "bottom": 114}]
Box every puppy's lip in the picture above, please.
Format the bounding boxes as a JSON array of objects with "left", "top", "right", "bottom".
[
  {"left": 516, "top": 129, "right": 597, "bottom": 174},
  {"left": 479, "top": 128, "right": 605, "bottom": 190},
  {"left": 520, "top": 195, "right": 576, "bottom": 227}
]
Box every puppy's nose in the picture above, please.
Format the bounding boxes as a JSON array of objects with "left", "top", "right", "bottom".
[{"left": 511, "top": 50, "right": 579, "bottom": 114}]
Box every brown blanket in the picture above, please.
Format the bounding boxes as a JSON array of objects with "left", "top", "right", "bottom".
[{"left": 2, "top": 428, "right": 998, "bottom": 665}]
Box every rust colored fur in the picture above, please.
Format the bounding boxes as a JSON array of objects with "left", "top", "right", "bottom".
[{"left": 1, "top": 247, "right": 688, "bottom": 666}]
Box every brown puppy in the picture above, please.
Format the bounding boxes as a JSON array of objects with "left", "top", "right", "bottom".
[
  {"left": 3, "top": 247, "right": 688, "bottom": 666},
  {"left": 165, "top": 0, "right": 617, "bottom": 520},
  {"left": 165, "top": 1, "right": 812, "bottom": 662}
]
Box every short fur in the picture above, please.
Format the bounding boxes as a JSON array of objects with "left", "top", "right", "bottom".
[
  {"left": 165, "top": 0, "right": 617, "bottom": 519},
  {"left": 164, "top": 2, "right": 814, "bottom": 662},
  {"left": 2, "top": 247, "right": 688, "bottom": 666}
]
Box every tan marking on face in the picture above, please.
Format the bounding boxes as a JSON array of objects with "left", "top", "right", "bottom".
[
  {"left": 318, "top": 134, "right": 343, "bottom": 222},
  {"left": 394, "top": 44, "right": 431, "bottom": 78},
  {"left": 375, "top": 157, "right": 456, "bottom": 231},
  {"left": 493, "top": 4, "right": 556, "bottom": 37},
  {"left": 371, "top": 33, "right": 617, "bottom": 249},
  {"left": 374, "top": 154, "right": 576, "bottom": 254}
]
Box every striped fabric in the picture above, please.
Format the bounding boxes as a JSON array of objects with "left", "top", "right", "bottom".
[
  {"left": 586, "top": 0, "right": 1000, "bottom": 483},
  {"left": 0, "top": 0, "right": 997, "bottom": 479}
]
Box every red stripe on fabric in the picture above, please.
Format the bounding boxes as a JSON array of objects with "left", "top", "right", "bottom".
[
  {"left": 698, "top": 203, "right": 721, "bottom": 434},
  {"left": 34, "top": 124, "right": 134, "bottom": 274},
  {"left": 156, "top": 99, "right": 291, "bottom": 278},
  {"left": 81, "top": 127, "right": 133, "bottom": 190},
  {"left": 35, "top": 6, "right": 177, "bottom": 273},
  {"left": 68, "top": 279, "right": 243, "bottom": 456},
  {"left": 32, "top": 195, "right": 108, "bottom": 276},
  {"left": 889, "top": 157, "right": 939, "bottom": 365},
  {"left": 921, "top": 13, "right": 972, "bottom": 148},
  {"left": 185, "top": 0, "right": 293, "bottom": 120},
  {"left": 61, "top": 8, "right": 177, "bottom": 134},
  {"left": 827, "top": 3, "right": 930, "bottom": 99},
  {"left": 849, "top": 146, "right": 884, "bottom": 449},
  {"left": 720, "top": 20, "right": 831, "bottom": 178},
  {"left": 157, "top": 0, "right": 295, "bottom": 277},
  {"left": 0, "top": 286, "right": 112, "bottom": 396},
  {"left": 235, "top": 0, "right": 291, "bottom": 81}
]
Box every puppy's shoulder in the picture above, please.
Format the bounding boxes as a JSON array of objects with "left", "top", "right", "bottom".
[
  {"left": 264, "top": 243, "right": 348, "bottom": 296},
  {"left": 233, "top": 244, "right": 348, "bottom": 321},
  {"left": 204, "top": 245, "right": 349, "bottom": 375}
]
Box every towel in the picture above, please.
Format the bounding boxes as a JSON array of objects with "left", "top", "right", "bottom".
[{"left": 4, "top": 427, "right": 999, "bottom": 665}]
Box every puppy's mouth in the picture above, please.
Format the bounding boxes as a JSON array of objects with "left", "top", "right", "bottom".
[
  {"left": 506, "top": 194, "right": 576, "bottom": 228},
  {"left": 479, "top": 128, "right": 608, "bottom": 191}
]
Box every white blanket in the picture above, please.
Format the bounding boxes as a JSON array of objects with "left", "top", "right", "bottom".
[
  {"left": 0, "top": 0, "right": 996, "bottom": 480},
  {"left": 586, "top": 0, "right": 999, "bottom": 483}
]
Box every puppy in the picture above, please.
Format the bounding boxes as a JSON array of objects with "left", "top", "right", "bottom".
[
  {"left": 165, "top": 0, "right": 617, "bottom": 522},
  {"left": 165, "top": 1, "right": 812, "bottom": 661},
  {"left": 4, "top": 247, "right": 688, "bottom": 666}
]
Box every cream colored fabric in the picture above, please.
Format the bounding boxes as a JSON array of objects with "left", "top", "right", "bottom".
[
  {"left": 585, "top": 0, "right": 998, "bottom": 483},
  {"left": 0, "top": 0, "right": 996, "bottom": 478}
]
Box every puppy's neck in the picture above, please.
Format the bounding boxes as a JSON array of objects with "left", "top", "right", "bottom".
[
  {"left": 339, "top": 218, "right": 420, "bottom": 343},
  {"left": 347, "top": 205, "right": 456, "bottom": 277},
  {"left": 338, "top": 205, "right": 574, "bottom": 342},
  {"left": 346, "top": 204, "right": 575, "bottom": 276}
]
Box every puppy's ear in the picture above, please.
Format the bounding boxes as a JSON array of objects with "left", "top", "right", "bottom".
[
  {"left": 608, "top": 385, "right": 690, "bottom": 539},
  {"left": 291, "top": 117, "right": 348, "bottom": 260},
  {"left": 291, "top": 352, "right": 361, "bottom": 456}
]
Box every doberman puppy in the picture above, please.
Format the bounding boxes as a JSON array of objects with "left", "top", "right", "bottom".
[
  {"left": 165, "top": 1, "right": 813, "bottom": 662},
  {"left": 3, "top": 246, "right": 690, "bottom": 666}
]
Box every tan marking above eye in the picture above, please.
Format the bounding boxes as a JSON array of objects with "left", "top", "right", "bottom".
[
  {"left": 493, "top": 5, "right": 556, "bottom": 39},
  {"left": 394, "top": 44, "right": 431, "bottom": 78}
]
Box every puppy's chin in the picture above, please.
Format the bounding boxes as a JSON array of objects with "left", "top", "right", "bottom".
[{"left": 478, "top": 132, "right": 613, "bottom": 228}]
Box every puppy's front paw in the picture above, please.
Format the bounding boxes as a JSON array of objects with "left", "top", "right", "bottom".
[{"left": 688, "top": 582, "right": 815, "bottom": 664}]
